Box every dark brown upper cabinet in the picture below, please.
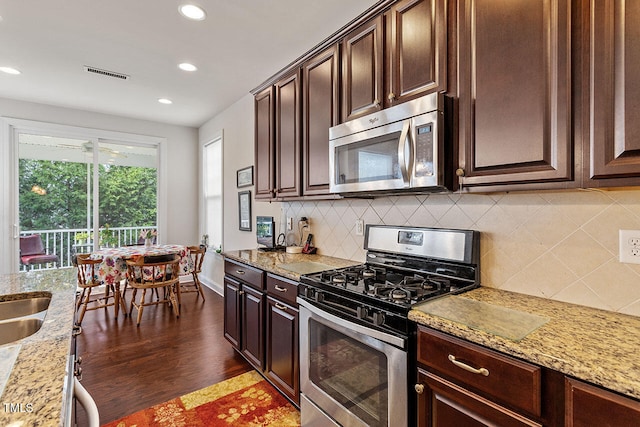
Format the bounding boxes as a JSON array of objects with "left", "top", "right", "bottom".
[
  {"left": 342, "top": 0, "right": 446, "bottom": 122},
  {"left": 587, "top": 0, "right": 640, "bottom": 184},
  {"left": 342, "top": 15, "right": 385, "bottom": 122},
  {"left": 274, "top": 70, "right": 302, "bottom": 198},
  {"left": 456, "top": 0, "right": 573, "bottom": 190},
  {"left": 302, "top": 45, "right": 340, "bottom": 196},
  {"left": 254, "top": 87, "right": 275, "bottom": 200},
  {"left": 387, "top": 0, "right": 447, "bottom": 106}
]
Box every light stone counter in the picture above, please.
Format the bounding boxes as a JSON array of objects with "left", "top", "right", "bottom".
[
  {"left": 0, "top": 269, "right": 77, "bottom": 426},
  {"left": 409, "top": 287, "right": 640, "bottom": 401},
  {"left": 222, "top": 249, "right": 362, "bottom": 281}
]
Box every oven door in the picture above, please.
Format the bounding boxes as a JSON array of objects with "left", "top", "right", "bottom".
[
  {"left": 329, "top": 118, "right": 411, "bottom": 194},
  {"left": 298, "top": 298, "right": 408, "bottom": 427}
]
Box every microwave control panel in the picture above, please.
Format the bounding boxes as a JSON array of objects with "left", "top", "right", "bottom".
[{"left": 414, "top": 123, "right": 434, "bottom": 177}]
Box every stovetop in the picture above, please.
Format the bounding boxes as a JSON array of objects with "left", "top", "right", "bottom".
[{"left": 301, "top": 263, "right": 476, "bottom": 310}]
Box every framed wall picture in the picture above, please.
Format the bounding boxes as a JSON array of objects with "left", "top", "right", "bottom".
[
  {"left": 238, "top": 190, "right": 252, "bottom": 231},
  {"left": 237, "top": 165, "right": 254, "bottom": 188}
]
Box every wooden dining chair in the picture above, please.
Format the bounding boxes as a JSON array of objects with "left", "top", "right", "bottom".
[
  {"left": 180, "top": 245, "right": 207, "bottom": 301},
  {"left": 125, "top": 254, "right": 181, "bottom": 326},
  {"left": 75, "top": 254, "right": 122, "bottom": 325}
]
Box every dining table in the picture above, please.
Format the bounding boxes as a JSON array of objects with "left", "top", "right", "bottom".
[{"left": 90, "top": 244, "right": 194, "bottom": 287}]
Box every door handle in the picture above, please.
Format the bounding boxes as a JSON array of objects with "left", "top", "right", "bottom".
[{"left": 398, "top": 119, "right": 411, "bottom": 185}]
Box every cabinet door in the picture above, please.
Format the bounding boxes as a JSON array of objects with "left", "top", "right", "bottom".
[
  {"left": 241, "top": 285, "right": 264, "bottom": 370},
  {"left": 255, "top": 86, "right": 275, "bottom": 199},
  {"left": 457, "top": 0, "right": 572, "bottom": 188},
  {"left": 565, "top": 377, "right": 640, "bottom": 426},
  {"left": 275, "top": 70, "right": 302, "bottom": 198},
  {"left": 265, "top": 296, "right": 299, "bottom": 405},
  {"left": 223, "top": 277, "right": 241, "bottom": 349},
  {"left": 588, "top": 1, "right": 640, "bottom": 181},
  {"left": 387, "top": 0, "right": 446, "bottom": 106},
  {"left": 342, "top": 15, "right": 384, "bottom": 122},
  {"left": 302, "top": 44, "right": 340, "bottom": 196},
  {"left": 416, "top": 368, "right": 542, "bottom": 427}
]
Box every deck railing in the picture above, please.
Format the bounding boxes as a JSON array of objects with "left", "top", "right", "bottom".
[{"left": 19, "top": 226, "right": 157, "bottom": 271}]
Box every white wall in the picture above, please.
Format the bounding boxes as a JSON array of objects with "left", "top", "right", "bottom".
[
  {"left": 198, "top": 94, "right": 281, "bottom": 292},
  {"left": 0, "top": 97, "right": 200, "bottom": 268}
]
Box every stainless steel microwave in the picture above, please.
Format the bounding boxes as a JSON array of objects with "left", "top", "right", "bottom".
[{"left": 329, "top": 92, "right": 449, "bottom": 195}]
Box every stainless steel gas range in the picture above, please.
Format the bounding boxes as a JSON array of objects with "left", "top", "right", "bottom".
[{"left": 297, "top": 225, "right": 480, "bottom": 427}]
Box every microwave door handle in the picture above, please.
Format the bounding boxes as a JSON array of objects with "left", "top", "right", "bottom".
[{"left": 398, "top": 119, "right": 412, "bottom": 184}]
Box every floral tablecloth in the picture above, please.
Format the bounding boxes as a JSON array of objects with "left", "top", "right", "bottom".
[{"left": 90, "top": 244, "right": 193, "bottom": 285}]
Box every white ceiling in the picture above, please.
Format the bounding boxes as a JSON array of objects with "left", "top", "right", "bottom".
[{"left": 0, "top": 0, "right": 379, "bottom": 128}]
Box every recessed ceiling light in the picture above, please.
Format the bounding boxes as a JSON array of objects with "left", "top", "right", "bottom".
[
  {"left": 179, "top": 4, "right": 206, "bottom": 21},
  {"left": 158, "top": 98, "right": 173, "bottom": 105},
  {"left": 178, "top": 63, "right": 197, "bottom": 72},
  {"left": 0, "top": 67, "right": 21, "bottom": 75}
]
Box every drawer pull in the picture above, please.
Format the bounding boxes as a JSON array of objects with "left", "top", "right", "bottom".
[
  {"left": 275, "top": 303, "right": 287, "bottom": 311},
  {"left": 274, "top": 285, "right": 287, "bottom": 292},
  {"left": 235, "top": 270, "right": 245, "bottom": 275},
  {"left": 414, "top": 384, "right": 424, "bottom": 394},
  {"left": 448, "top": 354, "right": 489, "bottom": 376}
]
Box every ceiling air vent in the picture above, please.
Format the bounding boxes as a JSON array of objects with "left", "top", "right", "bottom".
[{"left": 84, "top": 66, "right": 130, "bottom": 81}]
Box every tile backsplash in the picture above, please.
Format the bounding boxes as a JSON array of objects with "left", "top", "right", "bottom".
[{"left": 282, "top": 188, "right": 640, "bottom": 317}]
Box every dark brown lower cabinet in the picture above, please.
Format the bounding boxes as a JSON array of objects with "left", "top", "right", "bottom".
[
  {"left": 565, "top": 377, "right": 640, "bottom": 426},
  {"left": 417, "top": 368, "right": 541, "bottom": 427},
  {"left": 223, "top": 260, "right": 300, "bottom": 407},
  {"left": 223, "top": 277, "right": 241, "bottom": 349},
  {"left": 223, "top": 276, "right": 264, "bottom": 371},
  {"left": 240, "top": 285, "right": 264, "bottom": 370},
  {"left": 265, "top": 296, "right": 299, "bottom": 404}
]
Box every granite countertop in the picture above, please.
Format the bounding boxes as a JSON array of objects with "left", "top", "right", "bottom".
[
  {"left": 0, "top": 269, "right": 77, "bottom": 427},
  {"left": 222, "top": 249, "right": 362, "bottom": 281},
  {"left": 410, "top": 287, "right": 640, "bottom": 401}
]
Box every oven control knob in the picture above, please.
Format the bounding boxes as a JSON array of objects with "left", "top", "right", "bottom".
[
  {"left": 356, "top": 306, "right": 368, "bottom": 319},
  {"left": 372, "top": 311, "right": 385, "bottom": 326},
  {"left": 303, "top": 287, "right": 314, "bottom": 299}
]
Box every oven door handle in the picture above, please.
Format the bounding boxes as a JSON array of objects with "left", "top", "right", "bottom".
[{"left": 297, "top": 297, "right": 406, "bottom": 349}]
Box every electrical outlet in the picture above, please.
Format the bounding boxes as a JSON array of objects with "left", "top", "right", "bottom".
[
  {"left": 619, "top": 229, "right": 640, "bottom": 264},
  {"left": 355, "top": 220, "right": 364, "bottom": 236},
  {"left": 287, "top": 217, "right": 293, "bottom": 231}
]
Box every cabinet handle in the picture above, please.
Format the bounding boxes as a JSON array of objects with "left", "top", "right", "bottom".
[
  {"left": 374, "top": 99, "right": 381, "bottom": 108},
  {"left": 274, "top": 285, "right": 287, "bottom": 292},
  {"left": 414, "top": 383, "right": 424, "bottom": 394},
  {"left": 235, "top": 270, "right": 245, "bottom": 275},
  {"left": 388, "top": 92, "right": 396, "bottom": 102},
  {"left": 275, "top": 303, "right": 287, "bottom": 311},
  {"left": 448, "top": 354, "right": 489, "bottom": 376},
  {"left": 238, "top": 290, "right": 245, "bottom": 295}
]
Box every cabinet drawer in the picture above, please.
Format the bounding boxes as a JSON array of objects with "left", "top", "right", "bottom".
[
  {"left": 224, "top": 259, "right": 264, "bottom": 290},
  {"left": 417, "top": 327, "right": 541, "bottom": 417},
  {"left": 266, "top": 274, "right": 298, "bottom": 306}
]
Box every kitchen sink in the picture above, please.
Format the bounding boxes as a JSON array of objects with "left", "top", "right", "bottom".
[
  {"left": 0, "top": 296, "right": 51, "bottom": 321},
  {"left": 0, "top": 292, "right": 52, "bottom": 345},
  {"left": 0, "top": 318, "right": 45, "bottom": 346}
]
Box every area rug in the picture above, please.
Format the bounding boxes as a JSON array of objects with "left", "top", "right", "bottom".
[{"left": 102, "top": 370, "right": 300, "bottom": 427}]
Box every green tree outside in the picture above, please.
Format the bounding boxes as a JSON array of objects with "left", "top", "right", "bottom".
[{"left": 19, "top": 159, "right": 157, "bottom": 230}]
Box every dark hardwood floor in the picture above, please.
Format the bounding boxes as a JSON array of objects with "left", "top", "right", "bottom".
[{"left": 74, "top": 284, "right": 251, "bottom": 426}]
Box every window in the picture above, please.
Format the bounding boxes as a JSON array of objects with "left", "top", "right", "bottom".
[{"left": 203, "top": 137, "right": 223, "bottom": 250}]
